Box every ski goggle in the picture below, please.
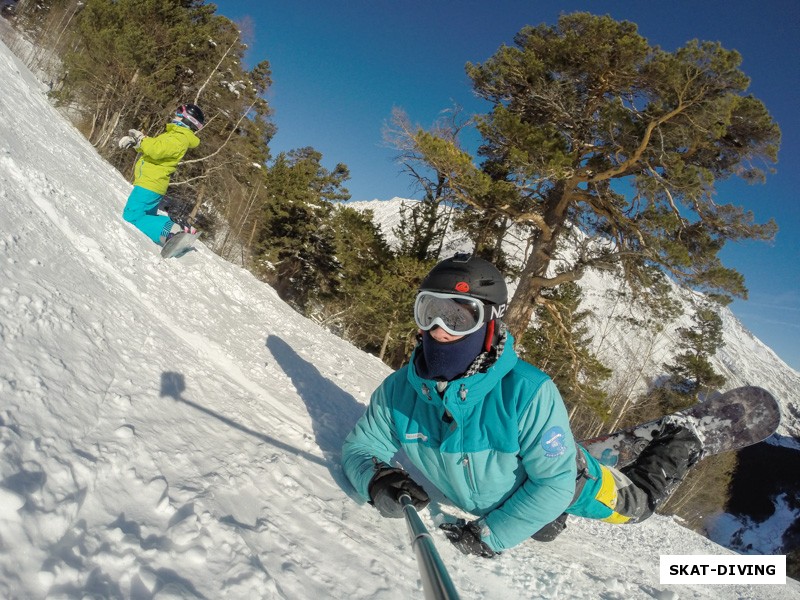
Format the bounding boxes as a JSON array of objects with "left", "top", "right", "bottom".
[{"left": 414, "top": 291, "right": 486, "bottom": 336}]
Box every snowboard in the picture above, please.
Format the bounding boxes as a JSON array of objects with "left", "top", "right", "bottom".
[
  {"left": 580, "top": 386, "right": 781, "bottom": 469},
  {"left": 160, "top": 231, "right": 199, "bottom": 259}
]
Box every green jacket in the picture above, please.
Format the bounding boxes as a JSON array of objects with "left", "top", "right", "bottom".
[{"left": 133, "top": 124, "right": 199, "bottom": 194}]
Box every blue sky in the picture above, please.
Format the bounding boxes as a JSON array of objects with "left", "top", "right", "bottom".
[{"left": 210, "top": 1, "right": 800, "bottom": 371}]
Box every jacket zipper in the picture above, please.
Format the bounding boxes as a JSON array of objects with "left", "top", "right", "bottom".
[{"left": 462, "top": 454, "right": 476, "bottom": 492}]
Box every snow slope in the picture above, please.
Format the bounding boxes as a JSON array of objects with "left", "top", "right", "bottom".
[{"left": 0, "top": 38, "right": 797, "bottom": 599}]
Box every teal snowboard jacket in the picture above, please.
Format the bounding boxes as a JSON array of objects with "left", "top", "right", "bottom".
[{"left": 342, "top": 331, "right": 579, "bottom": 552}]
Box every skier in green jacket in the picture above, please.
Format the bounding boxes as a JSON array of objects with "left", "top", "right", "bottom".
[{"left": 119, "top": 104, "right": 204, "bottom": 244}]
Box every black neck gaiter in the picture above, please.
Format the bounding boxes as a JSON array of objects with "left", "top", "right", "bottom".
[{"left": 415, "top": 324, "right": 487, "bottom": 381}]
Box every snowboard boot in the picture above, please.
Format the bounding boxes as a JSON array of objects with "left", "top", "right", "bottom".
[
  {"left": 620, "top": 418, "right": 704, "bottom": 519},
  {"left": 159, "top": 217, "right": 198, "bottom": 245},
  {"left": 531, "top": 513, "right": 568, "bottom": 542}
]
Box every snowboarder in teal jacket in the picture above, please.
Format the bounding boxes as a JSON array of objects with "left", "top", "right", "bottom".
[
  {"left": 119, "top": 104, "right": 204, "bottom": 244},
  {"left": 342, "top": 253, "right": 703, "bottom": 556}
]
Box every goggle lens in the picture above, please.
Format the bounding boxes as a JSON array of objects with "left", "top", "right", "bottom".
[{"left": 414, "top": 292, "right": 485, "bottom": 336}]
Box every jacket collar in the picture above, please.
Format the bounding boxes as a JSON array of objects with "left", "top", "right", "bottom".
[{"left": 166, "top": 123, "right": 200, "bottom": 148}]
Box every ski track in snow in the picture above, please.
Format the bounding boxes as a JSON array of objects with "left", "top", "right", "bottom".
[{"left": 1, "top": 35, "right": 798, "bottom": 599}]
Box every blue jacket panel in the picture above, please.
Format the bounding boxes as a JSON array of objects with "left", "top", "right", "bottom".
[{"left": 342, "top": 333, "right": 577, "bottom": 551}]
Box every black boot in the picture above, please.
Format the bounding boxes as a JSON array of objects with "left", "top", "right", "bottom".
[
  {"left": 532, "top": 513, "right": 568, "bottom": 542},
  {"left": 621, "top": 421, "right": 703, "bottom": 519}
]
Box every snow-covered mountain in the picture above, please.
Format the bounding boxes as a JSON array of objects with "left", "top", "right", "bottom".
[{"left": 1, "top": 34, "right": 797, "bottom": 599}]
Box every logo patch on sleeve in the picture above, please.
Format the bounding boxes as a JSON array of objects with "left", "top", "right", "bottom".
[{"left": 541, "top": 426, "right": 567, "bottom": 458}]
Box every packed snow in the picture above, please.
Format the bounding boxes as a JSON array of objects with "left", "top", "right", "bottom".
[{"left": 0, "top": 37, "right": 797, "bottom": 599}]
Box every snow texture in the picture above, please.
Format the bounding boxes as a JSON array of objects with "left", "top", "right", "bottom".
[{"left": 0, "top": 36, "right": 798, "bottom": 599}]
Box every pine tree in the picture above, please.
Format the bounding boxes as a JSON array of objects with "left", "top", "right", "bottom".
[
  {"left": 336, "top": 255, "right": 431, "bottom": 367},
  {"left": 385, "top": 107, "right": 464, "bottom": 262},
  {"left": 626, "top": 302, "right": 726, "bottom": 428},
  {"left": 656, "top": 306, "right": 736, "bottom": 534},
  {"left": 304, "top": 205, "right": 433, "bottom": 368},
  {"left": 53, "top": 0, "right": 218, "bottom": 146},
  {"left": 253, "top": 148, "right": 350, "bottom": 311},
  {"left": 393, "top": 198, "right": 451, "bottom": 262},
  {"left": 664, "top": 304, "right": 727, "bottom": 399},
  {"left": 402, "top": 12, "right": 780, "bottom": 342},
  {"left": 518, "top": 282, "right": 612, "bottom": 436}
]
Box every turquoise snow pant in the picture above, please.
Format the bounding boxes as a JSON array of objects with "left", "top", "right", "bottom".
[{"left": 122, "top": 186, "right": 173, "bottom": 244}]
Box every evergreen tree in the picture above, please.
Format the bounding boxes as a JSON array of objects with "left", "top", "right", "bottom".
[
  {"left": 302, "top": 202, "right": 434, "bottom": 368},
  {"left": 626, "top": 301, "right": 726, "bottom": 429},
  {"left": 329, "top": 206, "right": 392, "bottom": 290},
  {"left": 309, "top": 205, "right": 432, "bottom": 368},
  {"left": 453, "top": 205, "right": 516, "bottom": 272},
  {"left": 518, "top": 282, "right": 611, "bottom": 436},
  {"left": 664, "top": 304, "right": 727, "bottom": 399},
  {"left": 254, "top": 148, "right": 350, "bottom": 311},
  {"left": 393, "top": 198, "right": 451, "bottom": 262},
  {"left": 322, "top": 205, "right": 392, "bottom": 333},
  {"left": 54, "top": 0, "right": 219, "bottom": 146},
  {"left": 387, "top": 106, "right": 521, "bottom": 269},
  {"left": 337, "top": 255, "right": 431, "bottom": 368},
  {"left": 402, "top": 12, "right": 780, "bottom": 342},
  {"left": 39, "top": 0, "right": 276, "bottom": 242}
]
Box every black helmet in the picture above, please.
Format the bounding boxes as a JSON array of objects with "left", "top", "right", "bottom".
[
  {"left": 175, "top": 103, "right": 205, "bottom": 131},
  {"left": 420, "top": 253, "right": 508, "bottom": 308}
]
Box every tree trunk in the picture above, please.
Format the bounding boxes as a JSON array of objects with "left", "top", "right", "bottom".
[
  {"left": 505, "top": 184, "right": 573, "bottom": 340},
  {"left": 505, "top": 256, "right": 545, "bottom": 340},
  {"left": 379, "top": 311, "right": 397, "bottom": 361},
  {"left": 246, "top": 219, "right": 259, "bottom": 262},
  {"left": 190, "top": 184, "right": 206, "bottom": 219}
]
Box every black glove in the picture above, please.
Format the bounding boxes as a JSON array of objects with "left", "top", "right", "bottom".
[
  {"left": 368, "top": 466, "right": 429, "bottom": 518},
  {"left": 440, "top": 519, "right": 498, "bottom": 558}
]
